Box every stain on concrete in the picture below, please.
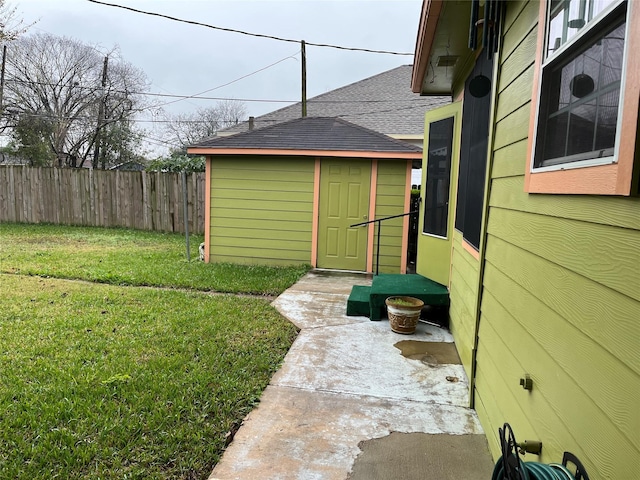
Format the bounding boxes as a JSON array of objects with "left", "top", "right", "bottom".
[
  {"left": 210, "top": 272, "right": 491, "bottom": 479},
  {"left": 394, "top": 340, "right": 462, "bottom": 365},
  {"left": 347, "top": 432, "right": 495, "bottom": 480}
]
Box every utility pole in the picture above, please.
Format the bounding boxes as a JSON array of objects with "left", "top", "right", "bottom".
[
  {"left": 0, "top": 45, "right": 7, "bottom": 116},
  {"left": 92, "top": 55, "right": 108, "bottom": 169},
  {"left": 301, "top": 40, "right": 307, "bottom": 118}
]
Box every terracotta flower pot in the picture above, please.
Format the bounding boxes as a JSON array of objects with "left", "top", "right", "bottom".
[{"left": 385, "top": 296, "right": 424, "bottom": 334}]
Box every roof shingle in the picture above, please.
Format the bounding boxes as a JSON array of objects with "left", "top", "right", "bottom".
[
  {"left": 191, "top": 117, "right": 423, "bottom": 154},
  {"left": 219, "top": 65, "right": 450, "bottom": 137}
]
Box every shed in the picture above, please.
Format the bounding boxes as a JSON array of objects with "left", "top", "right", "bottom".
[{"left": 188, "top": 117, "right": 423, "bottom": 273}]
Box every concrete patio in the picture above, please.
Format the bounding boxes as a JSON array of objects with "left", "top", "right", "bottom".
[{"left": 209, "top": 270, "right": 495, "bottom": 479}]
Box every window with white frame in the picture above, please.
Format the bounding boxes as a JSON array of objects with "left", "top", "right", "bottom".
[{"left": 533, "top": 0, "right": 627, "bottom": 169}]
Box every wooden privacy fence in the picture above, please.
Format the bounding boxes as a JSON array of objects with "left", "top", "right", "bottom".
[{"left": 0, "top": 166, "right": 205, "bottom": 234}]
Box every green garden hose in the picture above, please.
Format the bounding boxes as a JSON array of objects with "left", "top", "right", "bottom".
[
  {"left": 492, "top": 424, "right": 588, "bottom": 480},
  {"left": 492, "top": 460, "right": 580, "bottom": 480}
]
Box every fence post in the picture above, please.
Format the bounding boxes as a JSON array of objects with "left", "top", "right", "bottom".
[{"left": 182, "top": 172, "right": 190, "bottom": 261}]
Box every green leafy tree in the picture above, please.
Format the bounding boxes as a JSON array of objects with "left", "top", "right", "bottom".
[
  {"left": 6, "top": 115, "right": 55, "bottom": 166},
  {"left": 99, "top": 118, "right": 147, "bottom": 169},
  {"left": 146, "top": 152, "right": 205, "bottom": 173}
]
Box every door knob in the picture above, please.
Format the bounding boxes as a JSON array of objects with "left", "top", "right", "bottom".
[{"left": 363, "top": 215, "right": 368, "bottom": 219}]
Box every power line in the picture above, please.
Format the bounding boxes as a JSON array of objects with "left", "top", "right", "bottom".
[
  {"left": 2, "top": 104, "right": 432, "bottom": 126},
  {"left": 154, "top": 50, "right": 301, "bottom": 108},
  {"left": 336, "top": 102, "right": 433, "bottom": 119},
  {"left": 4, "top": 79, "right": 297, "bottom": 104},
  {"left": 142, "top": 134, "right": 180, "bottom": 148},
  {"left": 4, "top": 78, "right": 432, "bottom": 105},
  {"left": 86, "top": 0, "right": 414, "bottom": 56},
  {"left": 4, "top": 47, "right": 304, "bottom": 106}
]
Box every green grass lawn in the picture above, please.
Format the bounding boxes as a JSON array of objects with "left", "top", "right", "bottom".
[
  {"left": 0, "top": 224, "right": 308, "bottom": 479},
  {"left": 0, "top": 223, "right": 310, "bottom": 296}
]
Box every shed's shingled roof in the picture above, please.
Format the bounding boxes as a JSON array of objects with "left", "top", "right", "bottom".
[
  {"left": 219, "top": 65, "right": 450, "bottom": 136},
  {"left": 191, "top": 117, "right": 423, "bottom": 154}
]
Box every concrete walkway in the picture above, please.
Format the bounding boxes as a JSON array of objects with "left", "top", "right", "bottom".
[{"left": 209, "top": 271, "right": 495, "bottom": 480}]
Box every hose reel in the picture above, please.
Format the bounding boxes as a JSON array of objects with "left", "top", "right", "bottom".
[{"left": 491, "top": 423, "right": 590, "bottom": 480}]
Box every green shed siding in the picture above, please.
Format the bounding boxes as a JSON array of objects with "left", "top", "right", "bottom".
[
  {"left": 472, "top": 1, "right": 640, "bottom": 478},
  {"left": 373, "top": 161, "right": 408, "bottom": 273},
  {"left": 209, "top": 156, "right": 314, "bottom": 265}
]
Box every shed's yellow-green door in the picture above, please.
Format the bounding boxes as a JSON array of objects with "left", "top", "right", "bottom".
[
  {"left": 417, "top": 101, "right": 462, "bottom": 286},
  {"left": 317, "top": 159, "right": 371, "bottom": 271}
]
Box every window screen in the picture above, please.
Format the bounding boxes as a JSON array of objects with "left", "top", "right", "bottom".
[
  {"left": 423, "top": 117, "right": 454, "bottom": 237},
  {"left": 455, "top": 54, "right": 493, "bottom": 250}
]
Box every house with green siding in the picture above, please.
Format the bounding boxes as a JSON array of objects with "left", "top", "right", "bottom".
[
  {"left": 188, "top": 117, "right": 422, "bottom": 273},
  {"left": 411, "top": 0, "right": 640, "bottom": 478}
]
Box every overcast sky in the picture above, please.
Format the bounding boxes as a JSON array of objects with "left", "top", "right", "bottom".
[{"left": 13, "top": 0, "right": 422, "bottom": 155}]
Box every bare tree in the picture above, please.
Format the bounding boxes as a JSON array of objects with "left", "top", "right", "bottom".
[
  {"left": 163, "top": 100, "right": 247, "bottom": 150},
  {"left": 0, "top": 0, "right": 31, "bottom": 42},
  {"left": 2, "top": 33, "right": 152, "bottom": 168}
]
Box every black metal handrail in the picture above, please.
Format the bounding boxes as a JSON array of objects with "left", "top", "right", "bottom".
[{"left": 350, "top": 211, "right": 417, "bottom": 275}]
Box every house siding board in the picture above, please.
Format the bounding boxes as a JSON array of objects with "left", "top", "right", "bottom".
[
  {"left": 206, "top": 248, "right": 308, "bottom": 266},
  {"left": 471, "top": 1, "right": 640, "bottom": 476},
  {"left": 376, "top": 224, "right": 403, "bottom": 236},
  {"left": 448, "top": 231, "right": 480, "bottom": 379},
  {"left": 211, "top": 207, "right": 311, "bottom": 223},
  {"left": 484, "top": 258, "right": 640, "bottom": 445},
  {"left": 450, "top": 252, "right": 479, "bottom": 326},
  {"left": 449, "top": 279, "right": 477, "bottom": 352},
  {"left": 473, "top": 393, "right": 503, "bottom": 461},
  {"left": 447, "top": 288, "right": 474, "bottom": 378},
  {"left": 212, "top": 227, "right": 311, "bottom": 243},
  {"left": 493, "top": 103, "right": 531, "bottom": 151},
  {"left": 502, "top": 0, "right": 530, "bottom": 34},
  {"left": 498, "top": 25, "right": 537, "bottom": 90},
  {"left": 487, "top": 208, "right": 640, "bottom": 303},
  {"left": 491, "top": 140, "right": 528, "bottom": 179},
  {"left": 212, "top": 188, "right": 314, "bottom": 203},
  {"left": 479, "top": 283, "right": 639, "bottom": 479},
  {"left": 209, "top": 156, "right": 314, "bottom": 265},
  {"left": 490, "top": 176, "right": 640, "bottom": 229},
  {"left": 473, "top": 315, "right": 594, "bottom": 471},
  {"left": 485, "top": 235, "right": 640, "bottom": 379},
  {"left": 373, "top": 161, "right": 406, "bottom": 273},
  {"left": 495, "top": 64, "right": 534, "bottom": 120},
  {"left": 212, "top": 217, "right": 308, "bottom": 232},
  {"left": 376, "top": 184, "right": 407, "bottom": 196},
  {"left": 501, "top": 1, "right": 538, "bottom": 61},
  {"left": 211, "top": 197, "right": 312, "bottom": 213}
]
